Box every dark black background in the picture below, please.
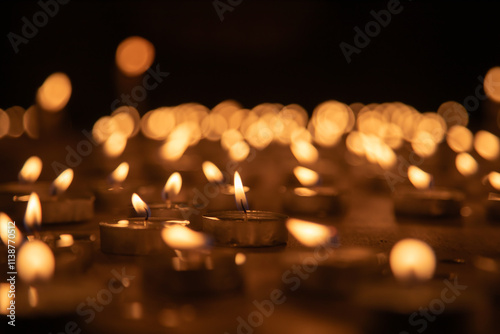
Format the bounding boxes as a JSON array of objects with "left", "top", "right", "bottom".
[{"left": 1, "top": 0, "right": 499, "bottom": 130}]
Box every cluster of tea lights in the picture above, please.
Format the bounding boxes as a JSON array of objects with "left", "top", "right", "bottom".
[{"left": 2, "top": 35, "right": 500, "bottom": 332}]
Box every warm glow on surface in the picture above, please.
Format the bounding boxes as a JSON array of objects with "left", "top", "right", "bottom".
[
  {"left": 161, "top": 225, "right": 209, "bottom": 250},
  {"left": 163, "top": 172, "right": 182, "bottom": 201},
  {"left": 131, "top": 193, "right": 151, "bottom": 218},
  {"left": 56, "top": 234, "right": 74, "bottom": 248},
  {"left": 286, "top": 218, "right": 334, "bottom": 247},
  {"left": 484, "top": 67, "right": 500, "bottom": 102},
  {"left": 51, "top": 168, "right": 73, "bottom": 195},
  {"left": 291, "top": 140, "right": 319, "bottom": 165},
  {"left": 455, "top": 153, "right": 478, "bottom": 176},
  {"left": 109, "top": 162, "right": 129, "bottom": 185},
  {"left": 202, "top": 161, "right": 224, "bottom": 183},
  {"left": 18, "top": 240, "right": 55, "bottom": 283},
  {"left": 234, "top": 172, "right": 248, "bottom": 211},
  {"left": 486, "top": 172, "right": 500, "bottom": 191},
  {"left": 0, "top": 213, "right": 23, "bottom": 245},
  {"left": 447, "top": 125, "right": 473, "bottom": 153},
  {"left": 116, "top": 36, "right": 155, "bottom": 77},
  {"left": 103, "top": 132, "right": 127, "bottom": 158},
  {"left": 25, "top": 192, "right": 41, "bottom": 230},
  {"left": 293, "top": 166, "right": 320, "bottom": 187},
  {"left": 18, "top": 156, "right": 42, "bottom": 183},
  {"left": 474, "top": 130, "right": 500, "bottom": 161},
  {"left": 36, "top": 72, "right": 72, "bottom": 112},
  {"left": 408, "top": 166, "right": 432, "bottom": 190},
  {"left": 390, "top": 238, "right": 436, "bottom": 282}
]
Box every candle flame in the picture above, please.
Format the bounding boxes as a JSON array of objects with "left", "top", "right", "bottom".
[
  {"left": 390, "top": 238, "right": 436, "bottom": 283},
  {"left": 161, "top": 225, "right": 210, "bottom": 250},
  {"left": 56, "top": 234, "right": 74, "bottom": 248},
  {"left": 293, "top": 187, "right": 317, "bottom": 197},
  {"left": 50, "top": 168, "right": 73, "bottom": 196},
  {"left": 109, "top": 162, "right": 129, "bottom": 185},
  {"left": 18, "top": 156, "right": 42, "bottom": 183},
  {"left": 131, "top": 193, "right": 151, "bottom": 219},
  {"left": 290, "top": 140, "right": 319, "bottom": 165},
  {"left": 455, "top": 153, "right": 478, "bottom": 176},
  {"left": 486, "top": 172, "right": 500, "bottom": 191},
  {"left": 18, "top": 240, "right": 55, "bottom": 284},
  {"left": 116, "top": 36, "right": 155, "bottom": 77},
  {"left": 36, "top": 72, "right": 72, "bottom": 112},
  {"left": 286, "top": 218, "right": 335, "bottom": 247},
  {"left": 25, "top": 192, "right": 41, "bottom": 230},
  {"left": 202, "top": 161, "right": 224, "bottom": 183},
  {"left": 408, "top": 166, "right": 432, "bottom": 190},
  {"left": 293, "top": 166, "right": 320, "bottom": 187},
  {"left": 0, "top": 212, "right": 23, "bottom": 245},
  {"left": 474, "top": 130, "right": 500, "bottom": 161},
  {"left": 162, "top": 172, "right": 182, "bottom": 202},
  {"left": 28, "top": 286, "right": 39, "bottom": 308},
  {"left": 234, "top": 172, "right": 248, "bottom": 211},
  {"left": 103, "top": 132, "right": 127, "bottom": 158}
]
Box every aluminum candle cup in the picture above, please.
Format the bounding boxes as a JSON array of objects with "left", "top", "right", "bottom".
[
  {"left": 92, "top": 184, "right": 135, "bottom": 214},
  {"left": 393, "top": 187, "right": 464, "bottom": 219},
  {"left": 43, "top": 233, "right": 95, "bottom": 277},
  {"left": 202, "top": 211, "right": 288, "bottom": 247},
  {"left": 282, "top": 186, "right": 342, "bottom": 216},
  {"left": 1, "top": 192, "right": 95, "bottom": 224},
  {"left": 143, "top": 250, "right": 243, "bottom": 298},
  {"left": 282, "top": 247, "right": 385, "bottom": 297},
  {"left": 99, "top": 218, "right": 189, "bottom": 255},
  {"left": 129, "top": 202, "right": 202, "bottom": 230}
]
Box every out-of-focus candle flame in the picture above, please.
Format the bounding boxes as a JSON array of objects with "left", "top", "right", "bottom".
[
  {"left": 161, "top": 225, "right": 210, "bottom": 250},
  {"left": 28, "top": 286, "right": 39, "bottom": 308},
  {"left": 109, "top": 162, "right": 129, "bottom": 186},
  {"left": 202, "top": 161, "right": 224, "bottom": 183},
  {"left": 408, "top": 166, "right": 432, "bottom": 190},
  {"left": 293, "top": 187, "right": 317, "bottom": 197},
  {"left": 293, "top": 166, "right": 319, "bottom": 187},
  {"left": 116, "top": 36, "right": 155, "bottom": 77},
  {"left": 18, "top": 156, "right": 42, "bottom": 183},
  {"left": 18, "top": 240, "right": 55, "bottom": 284},
  {"left": 455, "top": 153, "right": 478, "bottom": 176},
  {"left": 56, "top": 234, "right": 74, "bottom": 248},
  {"left": 235, "top": 253, "right": 246, "bottom": 265},
  {"left": 0, "top": 212, "right": 23, "bottom": 245},
  {"left": 162, "top": 172, "right": 182, "bottom": 202},
  {"left": 234, "top": 172, "right": 248, "bottom": 211},
  {"left": 159, "top": 137, "right": 190, "bottom": 161},
  {"left": 103, "top": 132, "right": 127, "bottom": 158},
  {"left": 25, "top": 192, "right": 41, "bottom": 230},
  {"left": 229, "top": 141, "right": 250, "bottom": 162},
  {"left": 486, "top": 172, "right": 500, "bottom": 191},
  {"left": 50, "top": 168, "right": 73, "bottom": 196},
  {"left": 290, "top": 140, "right": 319, "bottom": 165},
  {"left": 474, "top": 130, "right": 500, "bottom": 161},
  {"left": 390, "top": 238, "right": 436, "bottom": 283},
  {"left": 286, "top": 218, "right": 336, "bottom": 247},
  {"left": 447, "top": 125, "right": 473, "bottom": 153},
  {"left": 36, "top": 72, "right": 72, "bottom": 112},
  {"left": 131, "top": 193, "right": 151, "bottom": 219},
  {"left": 484, "top": 67, "right": 500, "bottom": 103}
]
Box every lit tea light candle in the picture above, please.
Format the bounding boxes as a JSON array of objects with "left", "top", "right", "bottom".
[
  {"left": 282, "top": 166, "right": 342, "bottom": 217},
  {"left": 5, "top": 168, "right": 94, "bottom": 224},
  {"left": 18, "top": 239, "right": 55, "bottom": 284},
  {"left": 132, "top": 173, "right": 198, "bottom": 227},
  {"left": 355, "top": 239, "right": 476, "bottom": 333},
  {"left": 202, "top": 172, "right": 287, "bottom": 247},
  {"left": 99, "top": 193, "right": 189, "bottom": 255},
  {"left": 143, "top": 225, "right": 242, "bottom": 297},
  {"left": 0, "top": 156, "right": 47, "bottom": 200},
  {"left": 92, "top": 162, "right": 135, "bottom": 213},
  {"left": 283, "top": 218, "right": 383, "bottom": 297},
  {"left": 393, "top": 166, "right": 464, "bottom": 219},
  {"left": 201, "top": 161, "right": 250, "bottom": 211}
]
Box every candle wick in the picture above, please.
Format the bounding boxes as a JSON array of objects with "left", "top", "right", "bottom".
[
  {"left": 241, "top": 200, "right": 246, "bottom": 214},
  {"left": 145, "top": 207, "right": 150, "bottom": 221}
]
